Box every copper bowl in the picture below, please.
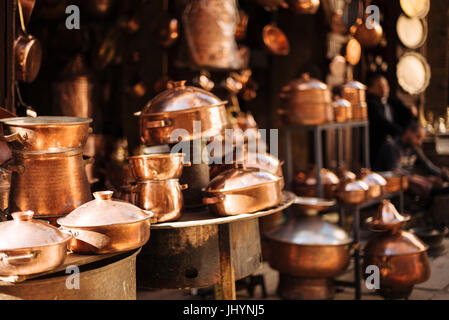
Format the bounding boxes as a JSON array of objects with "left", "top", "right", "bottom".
[{"left": 128, "top": 153, "right": 191, "bottom": 181}]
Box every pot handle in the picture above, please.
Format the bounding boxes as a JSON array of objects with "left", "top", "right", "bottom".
[
  {"left": 60, "top": 227, "right": 111, "bottom": 250},
  {"left": 145, "top": 119, "right": 172, "bottom": 129},
  {"left": 0, "top": 252, "right": 38, "bottom": 263},
  {"left": 180, "top": 184, "right": 189, "bottom": 190},
  {"left": 7, "top": 164, "right": 25, "bottom": 174},
  {"left": 202, "top": 195, "right": 223, "bottom": 205},
  {"left": 0, "top": 132, "right": 26, "bottom": 145}
]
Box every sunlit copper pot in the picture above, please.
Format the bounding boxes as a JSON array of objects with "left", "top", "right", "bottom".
[
  {"left": 131, "top": 180, "right": 187, "bottom": 223},
  {"left": 279, "top": 74, "right": 333, "bottom": 125},
  {"left": 333, "top": 98, "right": 351, "bottom": 123},
  {"left": 7, "top": 149, "right": 92, "bottom": 217},
  {"left": 138, "top": 81, "right": 229, "bottom": 146},
  {"left": 294, "top": 168, "right": 340, "bottom": 199},
  {"left": 128, "top": 153, "right": 191, "bottom": 181},
  {"left": 337, "top": 179, "right": 369, "bottom": 204},
  {"left": 58, "top": 191, "right": 152, "bottom": 254},
  {"left": 0, "top": 117, "right": 92, "bottom": 152},
  {"left": 0, "top": 211, "right": 71, "bottom": 276}
]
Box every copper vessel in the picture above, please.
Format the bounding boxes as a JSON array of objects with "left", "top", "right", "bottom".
[
  {"left": 341, "top": 81, "right": 367, "bottom": 120},
  {"left": 14, "top": 34, "right": 42, "bottom": 83},
  {"left": 262, "top": 24, "right": 290, "bottom": 56},
  {"left": 131, "top": 180, "right": 187, "bottom": 223},
  {"left": 279, "top": 74, "right": 333, "bottom": 125},
  {"left": 335, "top": 168, "right": 356, "bottom": 184},
  {"left": 360, "top": 169, "right": 387, "bottom": 199},
  {"left": 203, "top": 168, "right": 283, "bottom": 216},
  {"left": 138, "top": 81, "right": 229, "bottom": 146},
  {"left": 294, "top": 168, "right": 340, "bottom": 199},
  {"left": 58, "top": 191, "right": 152, "bottom": 254},
  {"left": 363, "top": 201, "right": 430, "bottom": 299},
  {"left": 0, "top": 211, "right": 71, "bottom": 276},
  {"left": 333, "top": 98, "right": 351, "bottom": 123},
  {"left": 378, "top": 171, "right": 408, "bottom": 193},
  {"left": 182, "top": 0, "right": 245, "bottom": 70},
  {"left": 337, "top": 179, "right": 368, "bottom": 204},
  {"left": 0, "top": 117, "right": 92, "bottom": 152},
  {"left": 265, "top": 197, "right": 352, "bottom": 299},
  {"left": 128, "top": 153, "right": 191, "bottom": 181},
  {"left": 288, "top": 0, "right": 320, "bottom": 14},
  {"left": 352, "top": 15, "right": 383, "bottom": 48},
  {"left": 7, "top": 149, "right": 92, "bottom": 217}
]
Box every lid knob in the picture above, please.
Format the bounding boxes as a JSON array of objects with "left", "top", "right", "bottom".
[
  {"left": 166, "top": 80, "right": 186, "bottom": 89},
  {"left": 12, "top": 211, "right": 34, "bottom": 221},
  {"left": 93, "top": 191, "right": 114, "bottom": 201}
]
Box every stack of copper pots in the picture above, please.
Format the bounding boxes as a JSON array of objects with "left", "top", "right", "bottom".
[
  {"left": 127, "top": 153, "right": 190, "bottom": 223},
  {"left": 0, "top": 116, "right": 92, "bottom": 221},
  {"left": 364, "top": 200, "right": 430, "bottom": 299},
  {"left": 341, "top": 81, "right": 368, "bottom": 120},
  {"left": 265, "top": 197, "right": 352, "bottom": 299}
]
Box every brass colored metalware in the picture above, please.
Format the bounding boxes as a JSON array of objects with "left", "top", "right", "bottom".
[
  {"left": 294, "top": 168, "right": 340, "bottom": 199},
  {"left": 360, "top": 169, "right": 387, "bottom": 199},
  {"left": 0, "top": 211, "right": 71, "bottom": 276},
  {"left": 378, "top": 171, "right": 408, "bottom": 193},
  {"left": 235, "top": 10, "right": 249, "bottom": 40},
  {"left": 262, "top": 24, "right": 290, "bottom": 56},
  {"left": 365, "top": 200, "right": 410, "bottom": 232},
  {"left": 337, "top": 179, "right": 368, "bottom": 204},
  {"left": 128, "top": 153, "right": 191, "bottom": 181},
  {"left": 8, "top": 149, "right": 92, "bottom": 217},
  {"left": 341, "top": 81, "right": 367, "bottom": 120},
  {"left": 131, "top": 180, "right": 187, "bottom": 223},
  {"left": 57, "top": 191, "right": 152, "bottom": 254},
  {"left": 0, "top": 117, "right": 92, "bottom": 152},
  {"left": 138, "top": 81, "right": 229, "bottom": 145},
  {"left": 288, "top": 0, "right": 320, "bottom": 14},
  {"left": 279, "top": 74, "right": 333, "bottom": 125},
  {"left": 14, "top": 34, "right": 42, "bottom": 83},
  {"left": 352, "top": 14, "right": 383, "bottom": 47},
  {"left": 203, "top": 168, "right": 283, "bottom": 216},
  {"left": 333, "top": 98, "right": 351, "bottom": 123}
]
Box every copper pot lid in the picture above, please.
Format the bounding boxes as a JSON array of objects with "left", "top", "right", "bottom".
[
  {"left": 342, "top": 80, "right": 367, "bottom": 91},
  {"left": 360, "top": 169, "right": 387, "bottom": 187},
  {"left": 341, "top": 180, "right": 369, "bottom": 191},
  {"left": 140, "top": 80, "right": 227, "bottom": 116},
  {"left": 333, "top": 99, "right": 351, "bottom": 108},
  {"left": 266, "top": 216, "right": 352, "bottom": 246},
  {"left": 57, "top": 191, "right": 152, "bottom": 227},
  {"left": 365, "top": 230, "right": 428, "bottom": 256},
  {"left": 205, "top": 168, "right": 282, "bottom": 193},
  {"left": 0, "top": 211, "right": 71, "bottom": 250},
  {"left": 295, "top": 168, "right": 340, "bottom": 186},
  {"left": 282, "top": 73, "right": 328, "bottom": 92},
  {"left": 0, "top": 116, "right": 93, "bottom": 127},
  {"left": 336, "top": 168, "right": 357, "bottom": 182},
  {"left": 366, "top": 200, "right": 410, "bottom": 231}
]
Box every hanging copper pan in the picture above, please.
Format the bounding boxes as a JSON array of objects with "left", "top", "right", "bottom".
[
  {"left": 14, "top": 34, "right": 42, "bottom": 83},
  {"left": 262, "top": 24, "right": 290, "bottom": 56}
]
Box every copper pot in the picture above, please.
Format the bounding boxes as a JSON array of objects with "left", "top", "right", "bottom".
[
  {"left": 378, "top": 171, "right": 408, "bottom": 193},
  {"left": 352, "top": 15, "right": 383, "bottom": 48},
  {"left": 138, "top": 81, "right": 229, "bottom": 146},
  {"left": 294, "top": 168, "right": 340, "bottom": 199},
  {"left": 288, "top": 0, "right": 320, "bottom": 14},
  {"left": 128, "top": 153, "right": 191, "bottom": 181},
  {"left": 203, "top": 168, "right": 283, "bottom": 216},
  {"left": 360, "top": 169, "right": 387, "bottom": 199},
  {"left": 58, "top": 191, "right": 152, "bottom": 254},
  {"left": 131, "top": 180, "right": 187, "bottom": 223},
  {"left": 0, "top": 211, "right": 71, "bottom": 276},
  {"left": 337, "top": 179, "right": 369, "bottom": 204},
  {"left": 279, "top": 74, "right": 333, "bottom": 125},
  {"left": 341, "top": 81, "right": 367, "bottom": 120},
  {"left": 333, "top": 98, "right": 351, "bottom": 123},
  {"left": 7, "top": 149, "right": 92, "bottom": 218},
  {"left": 363, "top": 201, "right": 430, "bottom": 299},
  {"left": 0, "top": 117, "right": 92, "bottom": 152},
  {"left": 14, "top": 34, "right": 42, "bottom": 83}
]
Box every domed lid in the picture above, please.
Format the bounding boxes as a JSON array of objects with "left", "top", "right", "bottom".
[
  {"left": 341, "top": 180, "right": 369, "bottom": 191},
  {"left": 266, "top": 216, "right": 353, "bottom": 246},
  {"left": 282, "top": 73, "right": 328, "bottom": 92},
  {"left": 205, "top": 168, "right": 282, "bottom": 193},
  {"left": 232, "top": 151, "right": 282, "bottom": 176},
  {"left": 140, "top": 80, "right": 227, "bottom": 115},
  {"left": 333, "top": 99, "right": 351, "bottom": 108},
  {"left": 360, "top": 169, "right": 387, "bottom": 187},
  {"left": 336, "top": 168, "right": 357, "bottom": 183},
  {"left": 364, "top": 230, "right": 427, "bottom": 256},
  {"left": 0, "top": 211, "right": 71, "bottom": 250},
  {"left": 295, "top": 168, "right": 340, "bottom": 186},
  {"left": 57, "top": 191, "right": 153, "bottom": 227},
  {"left": 366, "top": 200, "right": 410, "bottom": 232},
  {"left": 342, "top": 80, "right": 367, "bottom": 90}
]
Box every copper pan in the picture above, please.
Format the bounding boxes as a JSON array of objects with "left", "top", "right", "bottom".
[
  {"left": 0, "top": 117, "right": 92, "bottom": 152},
  {"left": 337, "top": 180, "right": 368, "bottom": 204},
  {"left": 14, "top": 34, "right": 42, "bottom": 83},
  {"left": 128, "top": 153, "right": 191, "bottom": 181},
  {"left": 262, "top": 24, "right": 290, "bottom": 56},
  {"left": 131, "top": 180, "right": 187, "bottom": 223}
]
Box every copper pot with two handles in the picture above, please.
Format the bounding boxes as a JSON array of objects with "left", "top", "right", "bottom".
[
  {"left": 127, "top": 153, "right": 191, "bottom": 181},
  {"left": 137, "top": 81, "right": 229, "bottom": 146},
  {"left": 0, "top": 117, "right": 93, "bottom": 218},
  {"left": 278, "top": 74, "right": 333, "bottom": 125}
]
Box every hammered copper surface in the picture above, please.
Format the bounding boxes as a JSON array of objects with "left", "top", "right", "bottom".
[{"left": 128, "top": 153, "right": 188, "bottom": 181}]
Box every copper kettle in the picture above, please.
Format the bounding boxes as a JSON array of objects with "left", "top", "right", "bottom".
[{"left": 350, "top": 0, "right": 383, "bottom": 47}]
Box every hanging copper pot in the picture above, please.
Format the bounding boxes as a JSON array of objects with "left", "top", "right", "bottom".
[
  {"left": 262, "top": 24, "right": 290, "bottom": 56},
  {"left": 351, "top": 0, "right": 383, "bottom": 48},
  {"left": 14, "top": 34, "right": 42, "bottom": 83},
  {"left": 363, "top": 201, "right": 430, "bottom": 299}
]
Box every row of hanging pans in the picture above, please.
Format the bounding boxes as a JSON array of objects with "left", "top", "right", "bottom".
[{"left": 396, "top": 0, "right": 430, "bottom": 95}]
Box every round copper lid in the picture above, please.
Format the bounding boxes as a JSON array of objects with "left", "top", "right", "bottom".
[
  {"left": 333, "top": 99, "right": 351, "bottom": 108},
  {"left": 266, "top": 216, "right": 352, "bottom": 246},
  {"left": 0, "top": 211, "right": 71, "bottom": 250},
  {"left": 205, "top": 168, "right": 282, "bottom": 193},
  {"left": 360, "top": 169, "right": 387, "bottom": 187},
  {"left": 141, "top": 80, "right": 227, "bottom": 115},
  {"left": 366, "top": 200, "right": 410, "bottom": 231},
  {"left": 57, "top": 191, "right": 152, "bottom": 227},
  {"left": 342, "top": 80, "right": 367, "bottom": 90}
]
